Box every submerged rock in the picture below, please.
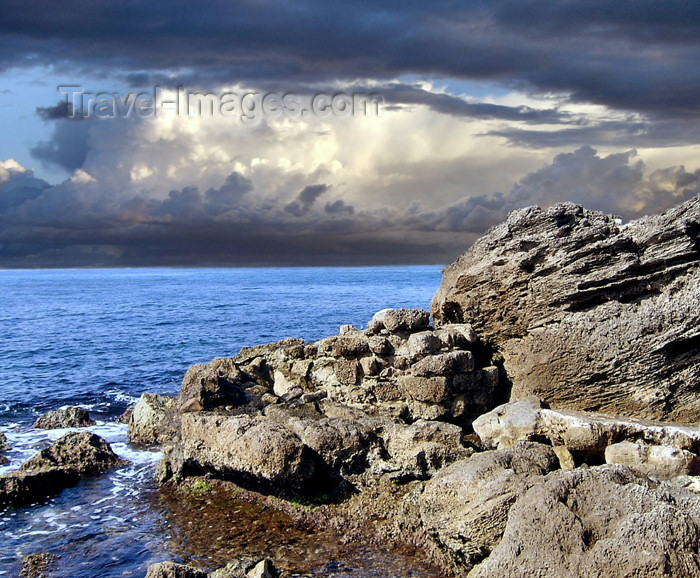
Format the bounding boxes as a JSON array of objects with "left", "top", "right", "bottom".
[
  {"left": 0, "top": 467, "right": 80, "bottom": 508},
  {"left": 432, "top": 195, "right": 700, "bottom": 423},
  {"left": 33, "top": 406, "right": 95, "bottom": 429}
]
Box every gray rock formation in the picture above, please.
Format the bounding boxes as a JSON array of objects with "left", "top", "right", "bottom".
[
  {"left": 33, "top": 406, "right": 95, "bottom": 429},
  {"left": 473, "top": 397, "right": 700, "bottom": 476},
  {"left": 419, "top": 442, "right": 559, "bottom": 572},
  {"left": 432, "top": 196, "right": 700, "bottom": 423},
  {"left": 468, "top": 465, "right": 700, "bottom": 578}
]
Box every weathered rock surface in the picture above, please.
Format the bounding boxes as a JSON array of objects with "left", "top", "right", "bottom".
[
  {"left": 128, "top": 393, "right": 177, "bottom": 446},
  {"left": 171, "top": 413, "right": 316, "bottom": 491},
  {"left": 33, "top": 406, "right": 95, "bottom": 429},
  {"left": 432, "top": 195, "right": 700, "bottom": 423},
  {"left": 21, "top": 431, "right": 128, "bottom": 475},
  {"left": 473, "top": 397, "right": 700, "bottom": 474},
  {"left": 0, "top": 432, "right": 128, "bottom": 508},
  {"left": 419, "top": 442, "right": 559, "bottom": 572},
  {"left": 469, "top": 465, "right": 700, "bottom": 578}
]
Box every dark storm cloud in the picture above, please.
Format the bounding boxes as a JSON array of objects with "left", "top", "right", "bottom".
[
  {"left": 284, "top": 184, "right": 330, "bottom": 217},
  {"left": 3, "top": 1, "right": 700, "bottom": 120},
  {"left": 1, "top": 148, "right": 697, "bottom": 267},
  {"left": 31, "top": 101, "right": 90, "bottom": 172}
]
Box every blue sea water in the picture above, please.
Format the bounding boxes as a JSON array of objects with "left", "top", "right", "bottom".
[{"left": 0, "top": 266, "right": 444, "bottom": 577}]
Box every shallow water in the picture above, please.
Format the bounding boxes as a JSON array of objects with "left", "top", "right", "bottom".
[{"left": 0, "top": 266, "right": 444, "bottom": 576}]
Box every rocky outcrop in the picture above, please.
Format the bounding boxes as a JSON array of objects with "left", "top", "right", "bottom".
[
  {"left": 0, "top": 433, "right": 9, "bottom": 465},
  {"left": 419, "top": 442, "right": 559, "bottom": 572},
  {"left": 33, "top": 406, "right": 95, "bottom": 429},
  {"left": 145, "top": 562, "right": 208, "bottom": 578},
  {"left": 473, "top": 397, "right": 700, "bottom": 476},
  {"left": 468, "top": 465, "right": 700, "bottom": 578},
  {"left": 0, "top": 432, "right": 128, "bottom": 507},
  {"left": 432, "top": 195, "right": 700, "bottom": 423}
]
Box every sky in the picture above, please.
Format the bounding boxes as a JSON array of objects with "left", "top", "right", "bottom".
[{"left": 1, "top": 1, "right": 700, "bottom": 267}]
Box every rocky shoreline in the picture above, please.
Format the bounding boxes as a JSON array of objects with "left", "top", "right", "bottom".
[{"left": 3, "top": 194, "right": 700, "bottom": 577}]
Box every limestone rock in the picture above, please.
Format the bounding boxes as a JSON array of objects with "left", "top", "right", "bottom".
[
  {"left": 474, "top": 397, "right": 700, "bottom": 469},
  {"left": 368, "top": 308, "right": 431, "bottom": 334},
  {"left": 469, "top": 465, "right": 700, "bottom": 578},
  {"left": 605, "top": 441, "right": 700, "bottom": 478},
  {"left": 33, "top": 406, "right": 95, "bottom": 429},
  {"left": 172, "top": 413, "right": 315, "bottom": 491},
  {"left": 432, "top": 196, "right": 700, "bottom": 423},
  {"left": 128, "top": 393, "right": 176, "bottom": 446},
  {"left": 178, "top": 358, "right": 248, "bottom": 412},
  {"left": 419, "top": 442, "right": 559, "bottom": 571}
]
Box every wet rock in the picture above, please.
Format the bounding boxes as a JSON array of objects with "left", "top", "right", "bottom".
[
  {"left": 605, "top": 441, "right": 700, "bottom": 478},
  {"left": 209, "top": 558, "right": 279, "bottom": 578},
  {"left": 432, "top": 196, "right": 700, "bottom": 423},
  {"left": 145, "top": 562, "right": 208, "bottom": 578},
  {"left": 470, "top": 465, "right": 700, "bottom": 578},
  {"left": 0, "top": 467, "right": 80, "bottom": 507},
  {"left": 0, "top": 432, "right": 10, "bottom": 453},
  {"left": 474, "top": 397, "right": 700, "bottom": 468},
  {"left": 172, "top": 413, "right": 316, "bottom": 491},
  {"left": 33, "top": 406, "right": 95, "bottom": 429},
  {"left": 419, "top": 442, "right": 559, "bottom": 571},
  {"left": 128, "top": 393, "right": 177, "bottom": 446},
  {"left": 21, "top": 431, "right": 129, "bottom": 475},
  {"left": 118, "top": 406, "right": 134, "bottom": 424}
]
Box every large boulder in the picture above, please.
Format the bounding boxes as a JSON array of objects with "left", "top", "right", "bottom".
[
  {"left": 432, "top": 196, "right": 700, "bottom": 423},
  {"left": 0, "top": 467, "right": 80, "bottom": 507},
  {"left": 171, "top": 413, "right": 316, "bottom": 492},
  {"left": 469, "top": 465, "right": 700, "bottom": 578},
  {"left": 419, "top": 442, "right": 559, "bottom": 571},
  {"left": 33, "top": 406, "right": 95, "bottom": 429}
]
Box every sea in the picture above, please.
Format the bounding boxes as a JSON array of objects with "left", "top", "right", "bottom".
[{"left": 0, "top": 266, "right": 444, "bottom": 577}]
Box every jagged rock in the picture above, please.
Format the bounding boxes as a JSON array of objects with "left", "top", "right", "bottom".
[
  {"left": 434, "top": 323, "right": 478, "bottom": 349},
  {"left": 210, "top": 558, "right": 279, "bottom": 578},
  {"left": 373, "top": 419, "right": 471, "bottom": 480},
  {"left": 33, "top": 406, "right": 95, "bottom": 429},
  {"left": 171, "top": 413, "right": 316, "bottom": 491},
  {"left": 412, "top": 351, "right": 474, "bottom": 377},
  {"left": 0, "top": 432, "right": 10, "bottom": 453},
  {"left": 419, "top": 442, "right": 559, "bottom": 571},
  {"left": 605, "top": 441, "right": 700, "bottom": 478},
  {"left": 469, "top": 465, "right": 700, "bottom": 578},
  {"left": 432, "top": 196, "right": 700, "bottom": 423},
  {"left": 21, "top": 431, "right": 129, "bottom": 475},
  {"left": 473, "top": 397, "right": 700, "bottom": 469},
  {"left": 118, "top": 406, "right": 134, "bottom": 424},
  {"left": 145, "top": 562, "right": 208, "bottom": 578},
  {"left": 178, "top": 358, "right": 249, "bottom": 412},
  {"left": 128, "top": 393, "right": 176, "bottom": 446},
  {"left": 368, "top": 308, "right": 431, "bottom": 334}
]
